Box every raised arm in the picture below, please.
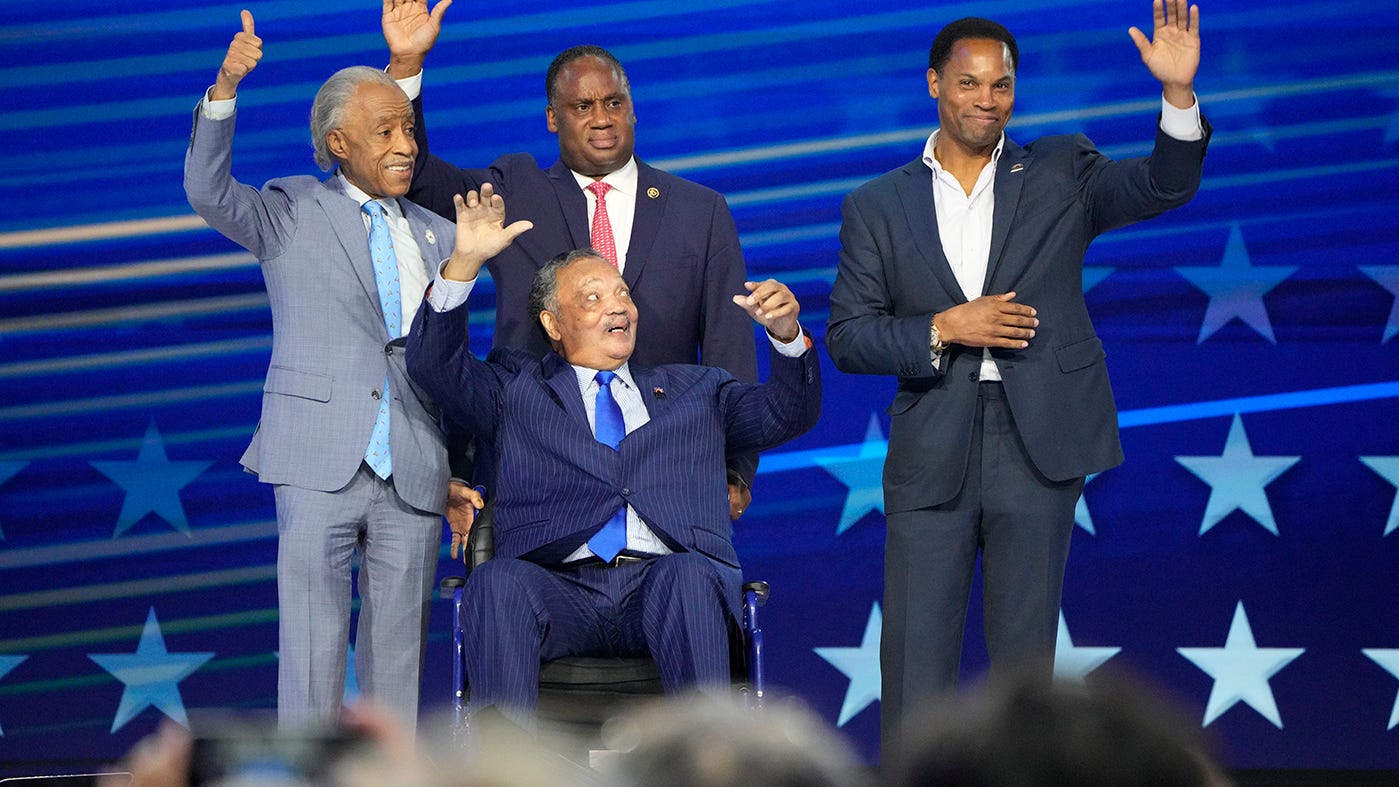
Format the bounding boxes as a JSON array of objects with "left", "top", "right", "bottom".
[
  {"left": 1128, "top": 0, "right": 1201, "bottom": 109},
  {"left": 383, "top": 0, "right": 451, "bottom": 79},
  {"left": 211, "top": 10, "right": 262, "bottom": 100},
  {"left": 441, "top": 183, "right": 534, "bottom": 282}
]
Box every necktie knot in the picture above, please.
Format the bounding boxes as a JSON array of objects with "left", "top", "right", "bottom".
[
  {"left": 595, "top": 370, "right": 616, "bottom": 387},
  {"left": 585, "top": 181, "right": 619, "bottom": 267},
  {"left": 362, "top": 200, "right": 384, "bottom": 219}
]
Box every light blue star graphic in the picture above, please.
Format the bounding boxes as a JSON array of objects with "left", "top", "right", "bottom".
[
  {"left": 0, "top": 655, "right": 29, "bottom": 735},
  {"left": 88, "top": 608, "right": 215, "bottom": 733},
  {"left": 1358, "top": 266, "right": 1399, "bottom": 343},
  {"left": 0, "top": 461, "right": 27, "bottom": 540},
  {"left": 1177, "top": 601, "right": 1303, "bottom": 728},
  {"left": 1082, "top": 267, "right": 1113, "bottom": 293},
  {"left": 1176, "top": 414, "right": 1300, "bottom": 536},
  {"left": 1362, "top": 649, "right": 1399, "bottom": 730},
  {"left": 1359, "top": 457, "right": 1399, "bottom": 536},
  {"left": 90, "top": 421, "right": 212, "bottom": 537},
  {"left": 1074, "top": 472, "right": 1102, "bottom": 535},
  {"left": 814, "top": 602, "right": 881, "bottom": 727},
  {"left": 813, "top": 415, "right": 887, "bottom": 535},
  {"left": 1053, "top": 611, "right": 1119, "bottom": 683},
  {"left": 1176, "top": 224, "right": 1296, "bottom": 344}
]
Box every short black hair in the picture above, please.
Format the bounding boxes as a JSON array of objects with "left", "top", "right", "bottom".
[
  {"left": 928, "top": 17, "right": 1019, "bottom": 75},
  {"left": 528, "top": 248, "right": 608, "bottom": 340},
  {"left": 545, "top": 45, "right": 630, "bottom": 104}
]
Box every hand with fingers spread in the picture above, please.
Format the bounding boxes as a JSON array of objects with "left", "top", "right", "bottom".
[
  {"left": 933, "top": 292, "right": 1039, "bottom": 350},
  {"left": 443, "top": 182, "right": 533, "bottom": 282},
  {"left": 383, "top": 0, "right": 452, "bottom": 79},
  {"left": 212, "top": 10, "right": 262, "bottom": 101},
  {"left": 445, "top": 480, "right": 484, "bottom": 560},
  {"left": 1128, "top": 0, "right": 1201, "bottom": 108},
  {"left": 732, "top": 279, "right": 802, "bottom": 344}
]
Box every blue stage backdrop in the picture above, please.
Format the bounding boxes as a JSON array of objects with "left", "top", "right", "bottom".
[{"left": 1, "top": 0, "right": 1397, "bottom": 773}]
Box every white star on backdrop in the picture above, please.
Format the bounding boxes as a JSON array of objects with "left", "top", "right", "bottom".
[
  {"left": 814, "top": 602, "right": 882, "bottom": 727},
  {"left": 1176, "top": 414, "right": 1300, "bottom": 536},
  {"left": 1362, "top": 648, "right": 1399, "bottom": 730},
  {"left": 90, "top": 421, "right": 212, "bottom": 537},
  {"left": 1359, "top": 457, "right": 1399, "bottom": 536},
  {"left": 0, "top": 655, "right": 28, "bottom": 735},
  {"left": 813, "top": 415, "right": 887, "bottom": 535},
  {"left": 1358, "top": 266, "right": 1399, "bottom": 343},
  {"left": 88, "top": 608, "right": 215, "bottom": 733},
  {"left": 1054, "top": 611, "right": 1120, "bottom": 683},
  {"left": 1177, "top": 601, "right": 1304, "bottom": 728},
  {"left": 1176, "top": 223, "right": 1296, "bottom": 344},
  {"left": 0, "top": 461, "right": 27, "bottom": 540},
  {"left": 1074, "top": 472, "right": 1101, "bottom": 535}
]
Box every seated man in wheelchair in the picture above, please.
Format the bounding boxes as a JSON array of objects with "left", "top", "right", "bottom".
[{"left": 406, "top": 185, "right": 822, "bottom": 728}]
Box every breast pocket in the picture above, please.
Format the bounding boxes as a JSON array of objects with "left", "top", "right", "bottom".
[{"left": 264, "top": 365, "right": 332, "bottom": 402}]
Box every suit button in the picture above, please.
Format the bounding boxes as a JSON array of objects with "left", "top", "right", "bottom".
[
  {"left": 371, "top": 389, "right": 382, "bottom": 400},
  {"left": 967, "top": 372, "right": 979, "bottom": 382},
  {"left": 622, "top": 488, "right": 631, "bottom": 496},
  {"left": 384, "top": 346, "right": 393, "bottom": 356}
]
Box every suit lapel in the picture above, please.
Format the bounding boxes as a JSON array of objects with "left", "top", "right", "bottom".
[
  {"left": 397, "top": 199, "right": 444, "bottom": 280},
  {"left": 548, "top": 159, "right": 592, "bottom": 250},
  {"left": 984, "top": 138, "right": 1029, "bottom": 292},
  {"left": 541, "top": 353, "right": 592, "bottom": 434},
  {"left": 317, "top": 177, "right": 386, "bottom": 330},
  {"left": 622, "top": 160, "right": 662, "bottom": 288},
  {"left": 896, "top": 159, "right": 967, "bottom": 304}
]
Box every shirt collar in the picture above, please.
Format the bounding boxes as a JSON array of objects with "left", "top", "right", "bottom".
[
  {"left": 570, "top": 157, "right": 639, "bottom": 197},
  {"left": 571, "top": 362, "right": 636, "bottom": 394},
  {"left": 921, "top": 129, "right": 1006, "bottom": 175},
  {"left": 338, "top": 172, "right": 403, "bottom": 220}
]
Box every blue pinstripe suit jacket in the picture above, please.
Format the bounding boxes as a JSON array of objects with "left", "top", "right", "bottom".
[{"left": 407, "top": 301, "right": 821, "bottom": 573}]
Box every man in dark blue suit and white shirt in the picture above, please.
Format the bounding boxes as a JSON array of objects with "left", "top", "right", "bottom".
[
  {"left": 381, "top": 0, "right": 762, "bottom": 522},
  {"left": 407, "top": 185, "right": 820, "bottom": 728},
  {"left": 826, "top": 0, "right": 1210, "bottom": 753}
]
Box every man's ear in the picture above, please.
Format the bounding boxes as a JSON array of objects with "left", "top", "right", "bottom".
[
  {"left": 545, "top": 104, "right": 558, "bottom": 134},
  {"left": 927, "top": 68, "right": 940, "bottom": 100},
  {"left": 540, "top": 310, "right": 562, "bottom": 342},
  {"left": 326, "top": 129, "right": 347, "bottom": 160}
]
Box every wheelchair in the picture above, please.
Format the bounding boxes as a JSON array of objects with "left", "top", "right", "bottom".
[{"left": 439, "top": 498, "right": 770, "bottom": 749}]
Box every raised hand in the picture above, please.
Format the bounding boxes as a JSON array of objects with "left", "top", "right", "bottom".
[
  {"left": 383, "top": 0, "right": 452, "bottom": 79},
  {"left": 444, "top": 183, "right": 533, "bottom": 282},
  {"left": 732, "top": 279, "right": 802, "bottom": 344},
  {"left": 1128, "top": 0, "right": 1201, "bottom": 107},
  {"left": 212, "top": 10, "right": 262, "bottom": 101}
]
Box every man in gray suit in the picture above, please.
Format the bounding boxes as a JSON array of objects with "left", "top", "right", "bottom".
[
  {"left": 826, "top": 0, "right": 1209, "bottom": 752},
  {"left": 184, "top": 11, "right": 470, "bottom": 730}
]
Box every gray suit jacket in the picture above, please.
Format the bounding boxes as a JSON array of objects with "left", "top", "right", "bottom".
[
  {"left": 827, "top": 124, "right": 1210, "bottom": 513},
  {"left": 184, "top": 106, "right": 456, "bottom": 514}
]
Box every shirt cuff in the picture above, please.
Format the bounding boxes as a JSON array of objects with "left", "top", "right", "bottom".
[
  {"left": 426, "top": 260, "right": 475, "bottom": 312},
  {"left": 394, "top": 69, "right": 423, "bottom": 101},
  {"left": 770, "top": 325, "right": 809, "bottom": 358},
  {"left": 1159, "top": 94, "right": 1203, "bottom": 141},
  {"left": 200, "top": 87, "right": 236, "bottom": 120}
]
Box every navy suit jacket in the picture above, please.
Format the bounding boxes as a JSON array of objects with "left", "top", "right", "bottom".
[
  {"left": 406, "top": 298, "right": 821, "bottom": 591},
  {"left": 827, "top": 124, "right": 1210, "bottom": 513}
]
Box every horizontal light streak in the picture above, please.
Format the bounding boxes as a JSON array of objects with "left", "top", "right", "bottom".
[
  {"left": 0, "top": 520, "right": 277, "bottom": 571},
  {"left": 0, "top": 381, "right": 263, "bottom": 421},
  {"left": 0, "top": 214, "right": 209, "bottom": 250},
  {"left": 0, "top": 336, "right": 272, "bottom": 379},
  {"left": 0, "top": 566, "right": 276, "bottom": 613},
  {"left": 0, "top": 293, "right": 269, "bottom": 335},
  {"left": 0, "top": 252, "right": 252, "bottom": 292}
]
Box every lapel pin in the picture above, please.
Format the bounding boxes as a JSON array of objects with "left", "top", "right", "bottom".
[
  {"left": 647, "top": 187, "right": 660, "bottom": 199},
  {"left": 1009, "top": 163, "right": 1025, "bottom": 173},
  {"left": 652, "top": 386, "right": 666, "bottom": 398},
  {"left": 424, "top": 229, "right": 437, "bottom": 245}
]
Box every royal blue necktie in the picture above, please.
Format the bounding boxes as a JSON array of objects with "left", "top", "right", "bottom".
[
  {"left": 362, "top": 201, "right": 401, "bottom": 479},
  {"left": 589, "top": 370, "right": 627, "bottom": 562}
]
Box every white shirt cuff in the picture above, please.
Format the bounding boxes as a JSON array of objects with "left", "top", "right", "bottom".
[
  {"left": 200, "top": 87, "right": 236, "bottom": 120},
  {"left": 427, "top": 261, "right": 475, "bottom": 312},
  {"left": 1159, "top": 94, "right": 1203, "bottom": 141},
  {"left": 394, "top": 70, "right": 423, "bottom": 101},
  {"left": 770, "top": 325, "right": 808, "bottom": 358}
]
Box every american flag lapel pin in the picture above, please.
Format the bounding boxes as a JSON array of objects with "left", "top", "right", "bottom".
[{"left": 652, "top": 386, "right": 666, "bottom": 398}]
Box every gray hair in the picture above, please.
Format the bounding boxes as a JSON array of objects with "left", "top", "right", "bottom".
[
  {"left": 309, "top": 66, "right": 404, "bottom": 172},
  {"left": 528, "top": 248, "right": 608, "bottom": 339}
]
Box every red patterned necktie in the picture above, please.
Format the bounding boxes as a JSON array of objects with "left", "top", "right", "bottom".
[{"left": 586, "top": 181, "right": 618, "bottom": 267}]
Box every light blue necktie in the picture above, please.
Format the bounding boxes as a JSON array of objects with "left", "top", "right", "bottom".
[
  {"left": 363, "top": 201, "right": 401, "bottom": 479},
  {"left": 589, "top": 370, "right": 627, "bottom": 562}
]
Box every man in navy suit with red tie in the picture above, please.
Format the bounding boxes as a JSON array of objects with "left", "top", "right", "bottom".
[
  {"left": 381, "top": 0, "right": 761, "bottom": 525},
  {"left": 406, "top": 186, "right": 821, "bottom": 728}
]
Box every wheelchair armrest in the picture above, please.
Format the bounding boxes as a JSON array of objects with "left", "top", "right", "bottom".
[
  {"left": 742, "top": 580, "right": 770, "bottom": 606},
  {"left": 467, "top": 499, "right": 495, "bottom": 571}
]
